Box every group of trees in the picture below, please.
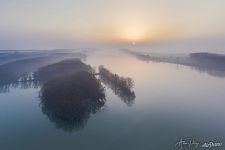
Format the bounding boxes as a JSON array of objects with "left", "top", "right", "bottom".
[
  {"left": 38, "top": 60, "right": 106, "bottom": 132},
  {"left": 98, "top": 65, "right": 135, "bottom": 106},
  {"left": 0, "top": 52, "right": 87, "bottom": 92},
  {"left": 99, "top": 65, "right": 134, "bottom": 89},
  {"left": 0, "top": 57, "right": 136, "bottom": 131},
  {"left": 35, "top": 58, "right": 93, "bottom": 82}
]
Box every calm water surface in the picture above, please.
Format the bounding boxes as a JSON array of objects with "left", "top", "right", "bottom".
[{"left": 1, "top": 50, "right": 225, "bottom": 150}]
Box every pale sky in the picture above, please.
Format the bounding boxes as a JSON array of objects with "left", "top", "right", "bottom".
[{"left": 1, "top": 0, "right": 225, "bottom": 52}]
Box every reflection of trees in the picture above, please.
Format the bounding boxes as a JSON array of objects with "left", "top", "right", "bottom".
[
  {"left": 0, "top": 53, "right": 87, "bottom": 93},
  {"left": 39, "top": 72, "right": 105, "bottom": 132},
  {"left": 0, "top": 58, "right": 107, "bottom": 132},
  {"left": 0, "top": 56, "right": 137, "bottom": 131},
  {"left": 9, "top": 59, "right": 107, "bottom": 132},
  {"left": 189, "top": 53, "right": 225, "bottom": 77},
  {"left": 0, "top": 72, "right": 40, "bottom": 93},
  {"left": 121, "top": 49, "right": 225, "bottom": 78},
  {"left": 98, "top": 66, "right": 135, "bottom": 106}
]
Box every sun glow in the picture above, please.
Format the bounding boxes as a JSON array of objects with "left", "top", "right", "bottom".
[
  {"left": 110, "top": 18, "right": 169, "bottom": 43},
  {"left": 119, "top": 21, "right": 149, "bottom": 42},
  {"left": 83, "top": 14, "right": 173, "bottom": 44}
]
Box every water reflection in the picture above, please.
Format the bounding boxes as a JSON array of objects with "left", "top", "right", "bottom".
[
  {"left": 1, "top": 58, "right": 92, "bottom": 92},
  {"left": 35, "top": 59, "right": 106, "bottom": 132},
  {"left": 121, "top": 49, "right": 225, "bottom": 78},
  {"left": 37, "top": 61, "right": 135, "bottom": 131},
  {"left": 0, "top": 55, "right": 136, "bottom": 132},
  {"left": 0, "top": 52, "right": 86, "bottom": 93},
  {"left": 98, "top": 65, "right": 135, "bottom": 106},
  {"left": 39, "top": 72, "right": 105, "bottom": 132}
]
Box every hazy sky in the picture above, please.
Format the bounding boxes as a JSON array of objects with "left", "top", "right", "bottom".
[{"left": 1, "top": 0, "right": 225, "bottom": 52}]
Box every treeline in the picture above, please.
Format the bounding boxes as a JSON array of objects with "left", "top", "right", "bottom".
[
  {"left": 98, "top": 65, "right": 135, "bottom": 106},
  {"left": 190, "top": 52, "right": 225, "bottom": 61},
  {"left": 99, "top": 65, "right": 134, "bottom": 89},
  {"left": 35, "top": 58, "right": 93, "bottom": 82}
]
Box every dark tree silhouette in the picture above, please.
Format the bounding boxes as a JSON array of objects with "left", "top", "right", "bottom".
[
  {"left": 98, "top": 65, "right": 135, "bottom": 106},
  {"left": 39, "top": 72, "right": 105, "bottom": 132},
  {"left": 35, "top": 58, "right": 93, "bottom": 82}
]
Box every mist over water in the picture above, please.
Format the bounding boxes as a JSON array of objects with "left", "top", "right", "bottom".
[{"left": 0, "top": 49, "right": 224, "bottom": 149}]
